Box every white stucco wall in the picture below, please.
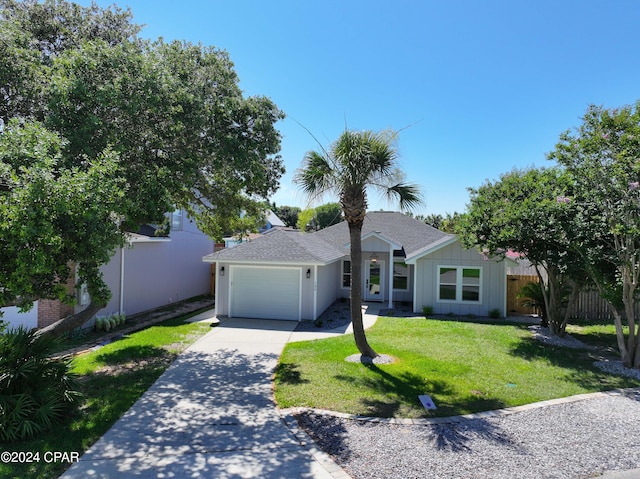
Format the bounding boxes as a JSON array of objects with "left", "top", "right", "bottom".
[{"left": 1, "top": 303, "right": 38, "bottom": 330}]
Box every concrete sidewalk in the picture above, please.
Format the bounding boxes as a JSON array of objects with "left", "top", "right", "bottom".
[{"left": 60, "top": 311, "right": 355, "bottom": 479}]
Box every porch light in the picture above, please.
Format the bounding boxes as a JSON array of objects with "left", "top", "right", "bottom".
[
  {"left": 370, "top": 253, "right": 378, "bottom": 264},
  {"left": 220, "top": 266, "right": 225, "bottom": 276},
  {"left": 306, "top": 268, "right": 311, "bottom": 279}
]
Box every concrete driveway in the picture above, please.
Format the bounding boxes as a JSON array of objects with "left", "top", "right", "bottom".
[{"left": 60, "top": 314, "right": 349, "bottom": 479}]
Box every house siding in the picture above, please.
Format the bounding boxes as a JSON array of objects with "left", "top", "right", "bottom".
[
  {"left": 95, "top": 215, "right": 213, "bottom": 319},
  {"left": 415, "top": 241, "right": 507, "bottom": 316},
  {"left": 316, "top": 261, "right": 341, "bottom": 318},
  {"left": 300, "top": 265, "right": 314, "bottom": 320},
  {"left": 215, "top": 261, "right": 230, "bottom": 317}
]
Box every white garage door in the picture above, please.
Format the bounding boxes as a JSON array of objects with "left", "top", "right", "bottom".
[{"left": 230, "top": 266, "right": 301, "bottom": 320}]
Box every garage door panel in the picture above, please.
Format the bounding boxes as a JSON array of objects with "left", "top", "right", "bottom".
[{"left": 230, "top": 267, "right": 300, "bottom": 320}]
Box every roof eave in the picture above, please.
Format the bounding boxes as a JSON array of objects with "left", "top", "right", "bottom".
[
  {"left": 202, "top": 255, "right": 337, "bottom": 267},
  {"left": 405, "top": 236, "right": 458, "bottom": 264}
]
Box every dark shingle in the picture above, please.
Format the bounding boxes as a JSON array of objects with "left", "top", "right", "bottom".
[{"left": 203, "top": 211, "right": 455, "bottom": 264}]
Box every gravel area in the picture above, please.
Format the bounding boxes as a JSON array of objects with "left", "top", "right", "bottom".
[
  {"left": 293, "top": 309, "right": 640, "bottom": 478},
  {"left": 295, "top": 299, "right": 353, "bottom": 332},
  {"left": 528, "top": 325, "right": 593, "bottom": 349},
  {"left": 297, "top": 390, "right": 640, "bottom": 479},
  {"left": 344, "top": 353, "right": 395, "bottom": 365}
]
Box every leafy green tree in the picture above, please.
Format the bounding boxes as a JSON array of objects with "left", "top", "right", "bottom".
[
  {"left": 296, "top": 208, "right": 316, "bottom": 231},
  {"left": 295, "top": 129, "right": 421, "bottom": 358},
  {"left": 441, "top": 212, "right": 462, "bottom": 233},
  {"left": 548, "top": 103, "right": 640, "bottom": 368},
  {"left": 422, "top": 213, "right": 443, "bottom": 229},
  {"left": 314, "top": 202, "right": 344, "bottom": 229},
  {"left": 273, "top": 205, "right": 301, "bottom": 228},
  {"left": 457, "top": 167, "right": 586, "bottom": 336},
  {"left": 0, "top": 121, "right": 125, "bottom": 336},
  {"left": 296, "top": 202, "right": 344, "bottom": 231},
  {"left": 0, "top": 0, "right": 284, "bottom": 336}
]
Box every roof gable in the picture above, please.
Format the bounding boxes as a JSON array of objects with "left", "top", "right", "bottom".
[{"left": 314, "top": 211, "right": 453, "bottom": 258}]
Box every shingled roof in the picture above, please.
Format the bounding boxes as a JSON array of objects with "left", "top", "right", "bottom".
[
  {"left": 314, "top": 211, "right": 454, "bottom": 259},
  {"left": 203, "top": 211, "right": 456, "bottom": 265}
]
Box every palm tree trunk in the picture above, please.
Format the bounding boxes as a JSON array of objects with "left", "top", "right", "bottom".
[{"left": 348, "top": 221, "right": 378, "bottom": 358}]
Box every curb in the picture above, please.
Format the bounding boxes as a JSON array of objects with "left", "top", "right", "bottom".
[
  {"left": 278, "top": 410, "right": 353, "bottom": 479},
  {"left": 280, "top": 386, "right": 640, "bottom": 426}
]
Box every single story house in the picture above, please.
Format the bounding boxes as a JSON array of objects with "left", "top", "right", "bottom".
[{"left": 203, "top": 211, "right": 515, "bottom": 321}]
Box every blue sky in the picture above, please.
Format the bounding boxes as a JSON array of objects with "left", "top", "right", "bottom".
[{"left": 81, "top": 0, "right": 640, "bottom": 216}]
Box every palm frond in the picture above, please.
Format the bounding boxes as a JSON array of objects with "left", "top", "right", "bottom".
[
  {"left": 296, "top": 127, "right": 423, "bottom": 213},
  {"left": 385, "top": 181, "right": 423, "bottom": 211},
  {"left": 293, "top": 150, "right": 335, "bottom": 201}
]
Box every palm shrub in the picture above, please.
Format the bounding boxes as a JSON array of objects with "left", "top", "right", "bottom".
[
  {"left": 517, "top": 281, "right": 548, "bottom": 327},
  {"left": 0, "top": 327, "right": 82, "bottom": 442}
]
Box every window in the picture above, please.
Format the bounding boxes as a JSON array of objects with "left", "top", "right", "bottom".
[
  {"left": 171, "top": 209, "right": 183, "bottom": 231},
  {"left": 393, "top": 262, "right": 409, "bottom": 290},
  {"left": 461, "top": 268, "right": 480, "bottom": 301},
  {"left": 439, "top": 267, "right": 457, "bottom": 300},
  {"left": 437, "top": 266, "right": 481, "bottom": 303},
  {"left": 342, "top": 260, "right": 351, "bottom": 288}
]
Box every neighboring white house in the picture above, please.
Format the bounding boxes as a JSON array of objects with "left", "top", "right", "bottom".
[
  {"left": 1, "top": 209, "right": 214, "bottom": 330},
  {"left": 203, "top": 211, "right": 516, "bottom": 321}
]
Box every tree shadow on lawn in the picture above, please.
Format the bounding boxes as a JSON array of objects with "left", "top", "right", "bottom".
[
  {"left": 274, "top": 362, "right": 310, "bottom": 385},
  {"left": 91, "top": 344, "right": 172, "bottom": 365},
  {"left": 334, "top": 364, "right": 506, "bottom": 419},
  {"left": 509, "top": 335, "right": 640, "bottom": 390}
]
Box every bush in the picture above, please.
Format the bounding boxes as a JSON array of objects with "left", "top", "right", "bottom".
[
  {"left": 422, "top": 305, "right": 433, "bottom": 317},
  {"left": 0, "top": 327, "right": 82, "bottom": 442},
  {"left": 488, "top": 308, "right": 501, "bottom": 319},
  {"left": 95, "top": 313, "right": 126, "bottom": 332}
]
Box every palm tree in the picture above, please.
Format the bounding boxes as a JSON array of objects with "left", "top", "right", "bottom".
[{"left": 294, "top": 129, "right": 422, "bottom": 358}]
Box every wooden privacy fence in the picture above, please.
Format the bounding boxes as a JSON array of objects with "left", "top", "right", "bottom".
[
  {"left": 508, "top": 274, "right": 640, "bottom": 320},
  {"left": 572, "top": 289, "right": 640, "bottom": 320}
]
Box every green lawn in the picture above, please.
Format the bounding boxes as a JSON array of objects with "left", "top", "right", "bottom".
[
  {"left": 274, "top": 316, "right": 640, "bottom": 418},
  {"left": 0, "top": 316, "right": 210, "bottom": 479},
  {"left": 566, "top": 319, "right": 628, "bottom": 350}
]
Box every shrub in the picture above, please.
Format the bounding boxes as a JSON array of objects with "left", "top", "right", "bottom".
[
  {"left": 422, "top": 305, "right": 433, "bottom": 317},
  {"left": 95, "top": 313, "right": 127, "bottom": 332},
  {"left": 0, "top": 327, "right": 82, "bottom": 442},
  {"left": 488, "top": 308, "right": 502, "bottom": 319}
]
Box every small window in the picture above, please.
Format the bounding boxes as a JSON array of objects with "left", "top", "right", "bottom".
[
  {"left": 171, "top": 209, "right": 183, "bottom": 230},
  {"left": 393, "top": 262, "right": 409, "bottom": 290},
  {"left": 342, "top": 260, "right": 351, "bottom": 288},
  {"left": 439, "top": 267, "right": 457, "bottom": 300},
  {"left": 438, "top": 266, "right": 481, "bottom": 303},
  {"left": 462, "top": 268, "right": 480, "bottom": 302}
]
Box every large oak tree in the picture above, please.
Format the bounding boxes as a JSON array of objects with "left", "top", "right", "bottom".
[{"left": 0, "top": 0, "right": 284, "bottom": 336}]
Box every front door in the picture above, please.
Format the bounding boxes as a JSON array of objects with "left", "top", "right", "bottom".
[{"left": 365, "top": 260, "right": 384, "bottom": 301}]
